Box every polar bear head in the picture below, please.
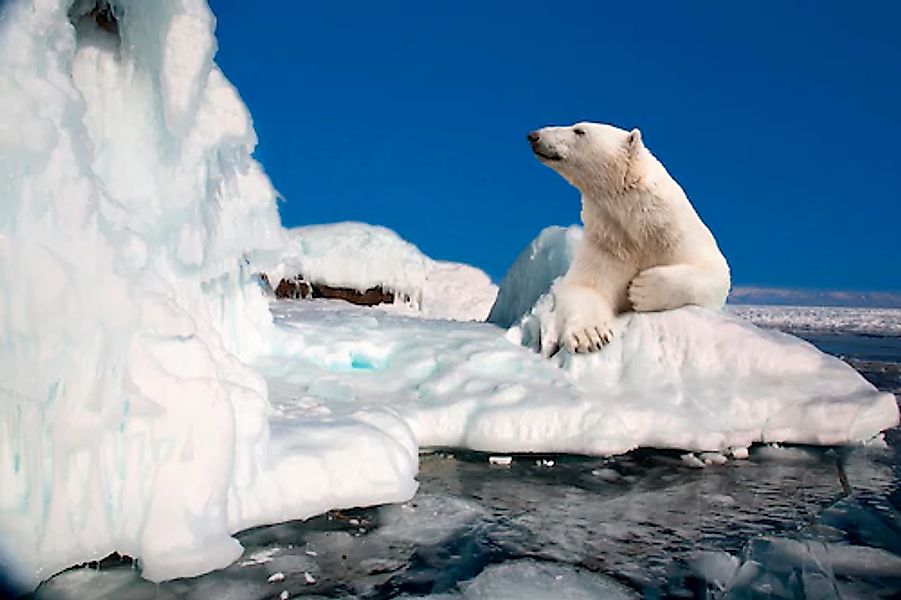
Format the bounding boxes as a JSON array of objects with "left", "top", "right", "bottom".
[{"left": 527, "top": 122, "right": 645, "bottom": 194}]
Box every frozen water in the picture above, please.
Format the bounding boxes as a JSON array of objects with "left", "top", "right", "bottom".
[
  {"left": 266, "top": 300, "right": 897, "bottom": 458},
  {"left": 270, "top": 222, "right": 498, "bottom": 321},
  {"left": 399, "top": 560, "right": 637, "bottom": 599},
  {"left": 3, "top": 0, "right": 899, "bottom": 593},
  {"left": 1, "top": 0, "right": 281, "bottom": 589},
  {"left": 487, "top": 225, "right": 581, "bottom": 328},
  {"left": 731, "top": 305, "right": 901, "bottom": 336}
]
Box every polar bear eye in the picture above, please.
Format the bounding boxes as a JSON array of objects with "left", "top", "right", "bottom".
[{"left": 573, "top": 128, "right": 586, "bottom": 136}]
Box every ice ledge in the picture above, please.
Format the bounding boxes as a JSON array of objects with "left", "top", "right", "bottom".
[{"left": 492, "top": 301, "right": 899, "bottom": 454}]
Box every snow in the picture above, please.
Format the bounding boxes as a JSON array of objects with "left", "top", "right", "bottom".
[
  {"left": 730, "top": 304, "right": 901, "bottom": 336},
  {"left": 270, "top": 222, "right": 498, "bottom": 321},
  {"left": 1, "top": 0, "right": 898, "bottom": 592},
  {"left": 263, "top": 298, "right": 897, "bottom": 457}
]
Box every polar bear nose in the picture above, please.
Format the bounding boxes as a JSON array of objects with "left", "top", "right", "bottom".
[{"left": 527, "top": 131, "right": 540, "bottom": 144}]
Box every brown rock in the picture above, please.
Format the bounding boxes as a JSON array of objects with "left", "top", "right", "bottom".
[
  {"left": 266, "top": 273, "right": 396, "bottom": 307},
  {"left": 274, "top": 276, "right": 312, "bottom": 300}
]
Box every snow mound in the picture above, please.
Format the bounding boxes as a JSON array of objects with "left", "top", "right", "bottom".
[
  {"left": 512, "top": 300, "right": 899, "bottom": 450},
  {"left": 270, "top": 222, "right": 498, "bottom": 321},
  {"left": 268, "top": 300, "right": 897, "bottom": 460}
]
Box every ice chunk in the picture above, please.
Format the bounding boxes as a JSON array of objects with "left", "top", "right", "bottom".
[
  {"left": 0, "top": 0, "right": 363, "bottom": 591},
  {"left": 487, "top": 225, "right": 582, "bottom": 328},
  {"left": 270, "top": 222, "right": 498, "bottom": 321},
  {"left": 267, "top": 299, "right": 898, "bottom": 458},
  {"left": 400, "top": 559, "right": 637, "bottom": 599}
]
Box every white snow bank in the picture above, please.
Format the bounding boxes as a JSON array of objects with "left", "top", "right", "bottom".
[
  {"left": 270, "top": 222, "right": 498, "bottom": 321},
  {"left": 730, "top": 305, "right": 901, "bottom": 336},
  {"left": 0, "top": 0, "right": 388, "bottom": 591},
  {"left": 266, "top": 300, "right": 898, "bottom": 460}
]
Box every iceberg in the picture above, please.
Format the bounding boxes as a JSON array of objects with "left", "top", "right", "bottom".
[{"left": 1, "top": 0, "right": 290, "bottom": 590}]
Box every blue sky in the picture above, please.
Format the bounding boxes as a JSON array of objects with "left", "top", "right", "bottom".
[{"left": 210, "top": 1, "right": 900, "bottom": 291}]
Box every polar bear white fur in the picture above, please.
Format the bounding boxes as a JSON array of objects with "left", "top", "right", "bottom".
[{"left": 528, "top": 122, "right": 730, "bottom": 354}]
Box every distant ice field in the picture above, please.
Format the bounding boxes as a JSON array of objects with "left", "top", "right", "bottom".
[{"left": 730, "top": 305, "right": 901, "bottom": 336}]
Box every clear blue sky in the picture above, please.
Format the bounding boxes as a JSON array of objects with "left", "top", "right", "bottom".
[{"left": 209, "top": 1, "right": 900, "bottom": 290}]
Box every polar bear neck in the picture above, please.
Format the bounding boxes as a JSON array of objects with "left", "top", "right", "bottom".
[
  {"left": 578, "top": 150, "right": 690, "bottom": 263},
  {"left": 580, "top": 189, "right": 681, "bottom": 263}
]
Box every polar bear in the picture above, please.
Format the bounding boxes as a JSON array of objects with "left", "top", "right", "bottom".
[{"left": 528, "top": 122, "right": 730, "bottom": 354}]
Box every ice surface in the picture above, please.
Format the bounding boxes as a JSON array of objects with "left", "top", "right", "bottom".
[
  {"left": 487, "top": 225, "right": 582, "bottom": 328},
  {"left": 3, "top": 0, "right": 898, "bottom": 591},
  {"left": 32, "top": 428, "right": 901, "bottom": 598},
  {"left": 730, "top": 304, "right": 901, "bottom": 336},
  {"left": 401, "top": 560, "right": 637, "bottom": 599},
  {"left": 270, "top": 222, "right": 498, "bottom": 321},
  {"left": 266, "top": 300, "right": 897, "bottom": 460},
  {"left": 2, "top": 0, "right": 298, "bottom": 590}
]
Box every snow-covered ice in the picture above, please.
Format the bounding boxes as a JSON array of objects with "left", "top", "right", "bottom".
[
  {"left": 730, "top": 304, "right": 901, "bottom": 336},
  {"left": 270, "top": 222, "right": 498, "bottom": 321},
  {"left": 1, "top": 0, "right": 898, "bottom": 592},
  {"left": 262, "top": 296, "right": 897, "bottom": 456}
]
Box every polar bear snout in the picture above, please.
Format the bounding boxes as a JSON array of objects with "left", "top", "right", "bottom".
[{"left": 528, "top": 130, "right": 563, "bottom": 162}]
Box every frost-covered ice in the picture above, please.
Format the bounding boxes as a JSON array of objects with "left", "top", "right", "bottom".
[
  {"left": 730, "top": 304, "right": 901, "bottom": 336},
  {"left": 1, "top": 0, "right": 337, "bottom": 591},
  {"left": 1, "top": 0, "right": 898, "bottom": 592},
  {"left": 487, "top": 225, "right": 581, "bottom": 328},
  {"left": 270, "top": 222, "right": 498, "bottom": 321},
  {"left": 265, "top": 300, "right": 897, "bottom": 458}
]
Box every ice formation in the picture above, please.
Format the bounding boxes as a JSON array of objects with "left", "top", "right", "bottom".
[
  {"left": 1, "top": 0, "right": 898, "bottom": 593},
  {"left": 269, "top": 223, "right": 499, "bottom": 321},
  {"left": 0, "top": 0, "right": 405, "bottom": 591},
  {"left": 266, "top": 297, "right": 897, "bottom": 458},
  {"left": 402, "top": 560, "right": 637, "bottom": 599},
  {"left": 729, "top": 304, "right": 901, "bottom": 336},
  {"left": 487, "top": 225, "right": 581, "bottom": 328}
]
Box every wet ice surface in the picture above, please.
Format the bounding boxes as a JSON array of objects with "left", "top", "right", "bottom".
[{"left": 32, "top": 333, "right": 901, "bottom": 599}]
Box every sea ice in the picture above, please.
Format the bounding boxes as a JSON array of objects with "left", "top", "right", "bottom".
[
  {"left": 269, "top": 222, "right": 498, "bottom": 321},
  {"left": 400, "top": 559, "right": 637, "bottom": 599},
  {"left": 730, "top": 304, "right": 901, "bottom": 336},
  {"left": 1, "top": 0, "right": 897, "bottom": 591}
]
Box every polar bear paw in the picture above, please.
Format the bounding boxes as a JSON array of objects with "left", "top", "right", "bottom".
[
  {"left": 560, "top": 320, "right": 615, "bottom": 354},
  {"left": 544, "top": 284, "right": 617, "bottom": 356},
  {"left": 629, "top": 266, "right": 688, "bottom": 312}
]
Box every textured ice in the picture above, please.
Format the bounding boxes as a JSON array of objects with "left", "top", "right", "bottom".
[
  {"left": 0, "top": 0, "right": 348, "bottom": 591},
  {"left": 3, "top": 0, "right": 898, "bottom": 592},
  {"left": 401, "top": 560, "right": 637, "bottom": 599},
  {"left": 487, "top": 225, "right": 582, "bottom": 328},
  {"left": 270, "top": 222, "right": 498, "bottom": 321},
  {"left": 267, "top": 300, "right": 898, "bottom": 460},
  {"left": 730, "top": 304, "right": 901, "bottom": 336}
]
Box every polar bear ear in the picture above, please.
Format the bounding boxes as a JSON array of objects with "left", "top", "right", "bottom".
[
  {"left": 624, "top": 129, "right": 644, "bottom": 188},
  {"left": 626, "top": 128, "right": 643, "bottom": 153}
]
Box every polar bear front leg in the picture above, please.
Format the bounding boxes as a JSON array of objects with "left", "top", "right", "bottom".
[
  {"left": 552, "top": 283, "right": 618, "bottom": 354},
  {"left": 628, "top": 264, "right": 729, "bottom": 312}
]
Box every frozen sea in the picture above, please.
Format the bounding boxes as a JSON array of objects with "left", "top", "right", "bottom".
[{"left": 28, "top": 305, "right": 901, "bottom": 600}]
